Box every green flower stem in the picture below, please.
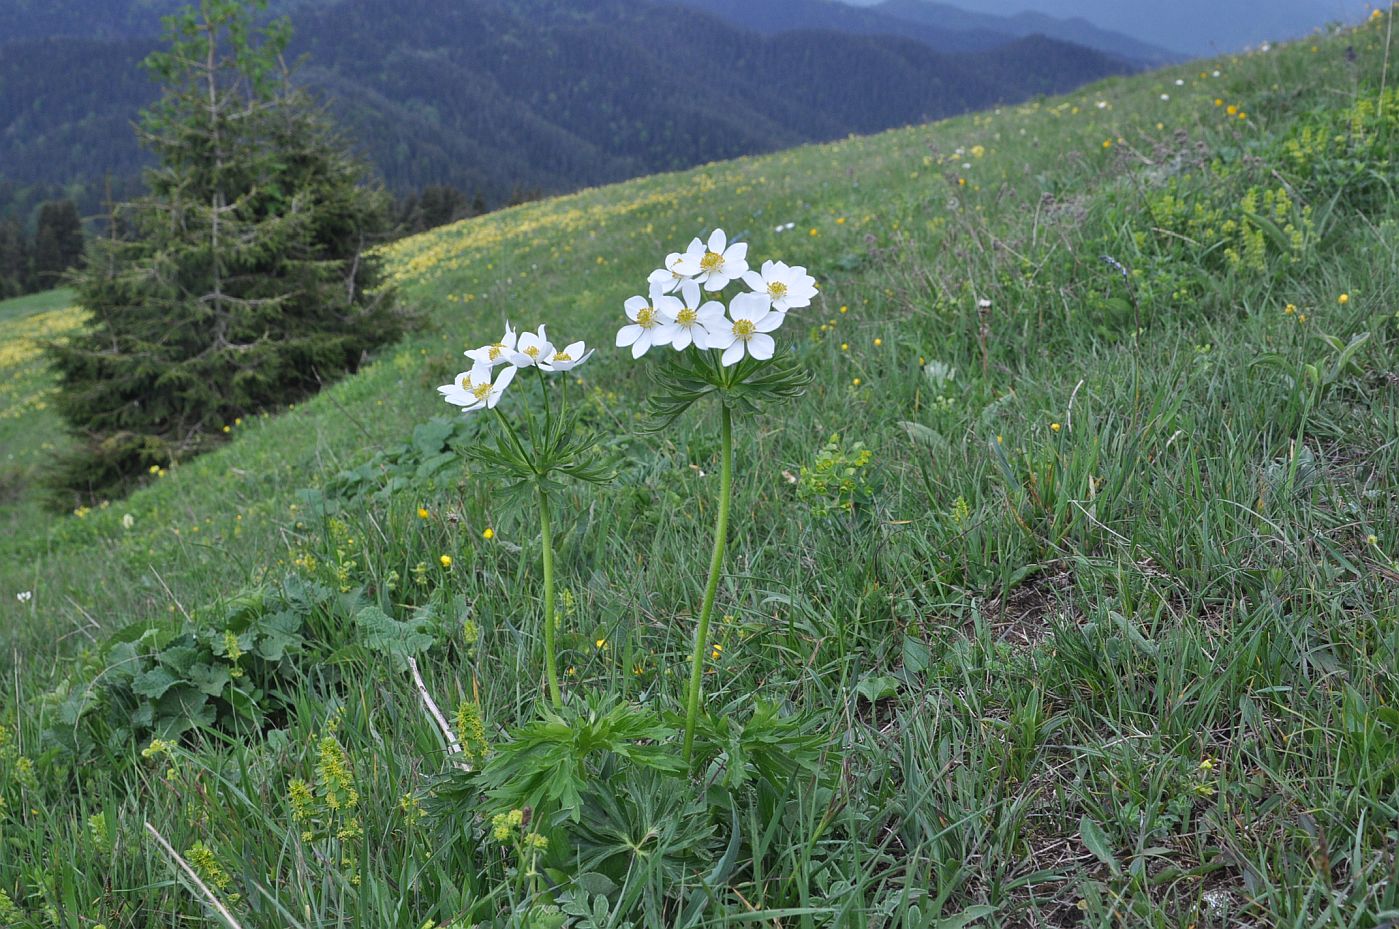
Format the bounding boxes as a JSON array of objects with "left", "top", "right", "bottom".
[
  {"left": 536, "top": 483, "right": 563, "bottom": 709},
  {"left": 683, "top": 403, "right": 733, "bottom": 764}
]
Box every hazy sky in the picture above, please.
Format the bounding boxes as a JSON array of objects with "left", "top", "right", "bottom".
[{"left": 839, "top": 0, "right": 1381, "bottom": 55}]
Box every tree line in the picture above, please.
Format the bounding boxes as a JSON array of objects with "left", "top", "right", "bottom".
[{"left": 0, "top": 201, "right": 85, "bottom": 299}]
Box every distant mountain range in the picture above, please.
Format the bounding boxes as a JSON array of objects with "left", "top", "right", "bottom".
[
  {"left": 837, "top": 0, "right": 1376, "bottom": 57},
  {"left": 666, "top": 0, "right": 1183, "bottom": 66},
  {"left": 0, "top": 0, "right": 1140, "bottom": 226}
]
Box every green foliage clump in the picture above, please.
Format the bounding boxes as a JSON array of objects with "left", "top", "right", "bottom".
[
  {"left": 39, "top": 578, "right": 333, "bottom": 765},
  {"left": 45, "top": 0, "right": 407, "bottom": 506},
  {"left": 797, "top": 433, "right": 876, "bottom": 518}
]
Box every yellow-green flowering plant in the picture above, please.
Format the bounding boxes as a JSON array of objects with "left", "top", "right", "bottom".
[
  {"left": 439, "top": 323, "right": 608, "bottom": 708},
  {"left": 619, "top": 229, "right": 817, "bottom": 762}
]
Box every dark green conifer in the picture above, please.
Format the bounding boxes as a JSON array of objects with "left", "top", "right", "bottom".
[
  {"left": 47, "top": 0, "right": 407, "bottom": 504},
  {"left": 30, "top": 200, "right": 85, "bottom": 287}
]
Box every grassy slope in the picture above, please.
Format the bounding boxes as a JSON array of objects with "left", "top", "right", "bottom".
[
  {"left": 0, "top": 288, "right": 79, "bottom": 539},
  {"left": 1, "top": 11, "right": 1397, "bottom": 927}
]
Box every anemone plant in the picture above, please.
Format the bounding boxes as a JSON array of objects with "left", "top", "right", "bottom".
[
  {"left": 440, "top": 323, "right": 609, "bottom": 708},
  {"left": 618, "top": 229, "right": 816, "bottom": 763}
]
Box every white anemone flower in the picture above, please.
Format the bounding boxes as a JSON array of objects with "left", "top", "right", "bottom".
[
  {"left": 741, "top": 260, "right": 818, "bottom": 313},
  {"left": 646, "top": 252, "right": 690, "bottom": 294},
  {"left": 704, "top": 292, "right": 783, "bottom": 366},
  {"left": 656, "top": 280, "right": 725, "bottom": 350},
  {"left": 672, "top": 228, "right": 749, "bottom": 292},
  {"left": 617, "top": 288, "right": 681, "bottom": 358},
  {"left": 507, "top": 325, "right": 554, "bottom": 368},
  {"left": 438, "top": 364, "right": 517, "bottom": 413},
  {"left": 465, "top": 323, "right": 518, "bottom": 368},
  {"left": 540, "top": 340, "right": 594, "bottom": 372}
]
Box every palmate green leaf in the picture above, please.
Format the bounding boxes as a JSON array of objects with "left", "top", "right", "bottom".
[
  {"left": 480, "top": 700, "right": 682, "bottom": 822},
  {"left": 353, "top": 604, "right": 435, "bottom": 672}
]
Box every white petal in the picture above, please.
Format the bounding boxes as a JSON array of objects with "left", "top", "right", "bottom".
[
  {"left": 705, "top": 327, "right": 736, "bottom": 350},
  {"left": 748, "top": 333, "right": 775, "bottom": 360},
  {"left": 654, "top": 294, "right": 684, "bottom": 318},
  {"left": 680, "top": 279, "right": 701, "bottom": 308},
  {"left": 617, "top": 324, "right": 642, "bottom": 347},
  {"left": 696, "top": 301, "right": 726, "bottom": 323},
  {"left": 754, "top": 310, "right": 784, "bottom": 332},
  {"left": 729, "top": 292, "right": 770, "bottom": 322},
  {"left": 725, "top": 242, "right": 749, "bottom": 263},
  {"left": 721, "top": 342, "right": 745, "bottom": 366},
  {"left": 707, "top": 228, "right": 727, "bottom": 253},
  {"left": 631, "top": 330, "right": 653, "bottom": 358},
  {"left": 671, "top": 327, "right": 692, "bottom": 350},
  {"left": 741, "top": 270, "right": 765, "bottom": 291},
  {"left": 494, "top": 365, "right": 517, "bottom": 392},
  {"left": 703, "top": 272, "right": 730, "bottom": 292}
]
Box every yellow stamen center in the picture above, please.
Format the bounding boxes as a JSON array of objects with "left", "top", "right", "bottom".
[
  {"left": 524, "top": 346, "right": 539, "bottom": 358},
  {"left": 732, "top": 319, "right": 755, "bottom": 340},
  {"left": 676, "top": 307, "right": 697, "bottom": 326},
  {"left": 553, "top": 352, "right": 572, "bottom": 362},
  {"left": 471, "top": 381, "right": 492, "bottom": 400},
  {"left": 767, "top": 281, "right": 788, "bottom": 300},
  {"left": 700, "top": 251, "right": 724, "bottom": 272},
  {"left": 637, "top": 306, "right": 656, "bottom": 327}
]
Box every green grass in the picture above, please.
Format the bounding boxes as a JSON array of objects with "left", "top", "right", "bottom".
[
  {"left": 2, "top": 12, "right": 1398, "bottom": 928},
  {"left": 0, "top": 288, "right": 74, "bottom": 324}
]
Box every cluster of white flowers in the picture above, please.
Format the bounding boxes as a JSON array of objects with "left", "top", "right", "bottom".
[
  {"left": 619, "top": 228, "right": 818, "bottom": 366},
  {"left": 440, "top": 322, "right": 594, "bottom": 413}
]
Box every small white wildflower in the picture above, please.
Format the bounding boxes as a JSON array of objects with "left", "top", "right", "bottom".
[
  {"left": 465, "top": 323, "right": 518, "bottom": 368},
  {"left": 507, "top": 325, "right": 553, "bottom": 368},
  {"left": 671, "top": 229, "right": 750, "bottom": 291},
  {"left": 617, "top": 288, "right": 682, "bottom": 358},
  {"left": 122, "top": 513, "right": 135, "bottom": 530},
  {"left": 741, "top": 260, "right": 818, "bottom": 313},
  {"left": 704, "top": 292, "right": 783, "bottom": 366},
  {"left": 16, "top": 591, "right": 32, "bottom": 603},
  {"left": 438, "top": 365, "right": 517, "bottom": 413}
]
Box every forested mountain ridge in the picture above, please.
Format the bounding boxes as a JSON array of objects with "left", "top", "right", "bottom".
[
  {"left": 667, "top": 0, "right": 1181, "bottom": 64},
  {"left": 0, "top": 0, "right": 1134, "bottom": 225}
]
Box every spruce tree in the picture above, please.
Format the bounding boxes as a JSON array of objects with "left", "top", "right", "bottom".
[
  {"left": 30, "top": 200, "right": 84, "bottom": 287},
  {"left": 47, "top": 0, "right": 407, "bottom": 504},
  {"left": 0, "top": 219, "right": 26, "bottom": 298}
]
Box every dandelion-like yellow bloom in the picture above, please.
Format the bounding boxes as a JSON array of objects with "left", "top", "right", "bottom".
[
  {"left": 873, "top": 338, "right": 883, "bottom": 347},
  {"left": 839, "top": 305, "right": 848, "bottom": 314},
  {"left": 840, "top": 343, "right": 849, "bottom": 351},
  {"left": 852, "top": 377, "right": 862, "bottom": 386},
  {"left": 439, "top": 554, "right": 452, "bottom": 567},
  {"left": 1227, "top": 104, "right": 1238, "bottom": 115},
  {"left": 1050, "top": 422, "right": 1062, "bottom": 433},
  {"left": 482, "top": 527, "right": 495, "bottom": 539},
  {"left": 1284, "top": 303, "right": 1296, "bottom": 314},
  {"left": 417, "top": 507, "right": 430, "bottom": 519},
  {"left": 1338, "top": 293, "right": 1350, "bottom": 304}
]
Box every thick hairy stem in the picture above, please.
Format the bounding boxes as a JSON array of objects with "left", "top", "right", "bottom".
[{"left": 682, "top": 404, "right": 733, "bottom": 764}]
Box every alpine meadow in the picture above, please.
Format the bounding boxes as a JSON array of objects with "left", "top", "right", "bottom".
[{"left": 2, "top": 5, "right": 1399, "bottom": 929}]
